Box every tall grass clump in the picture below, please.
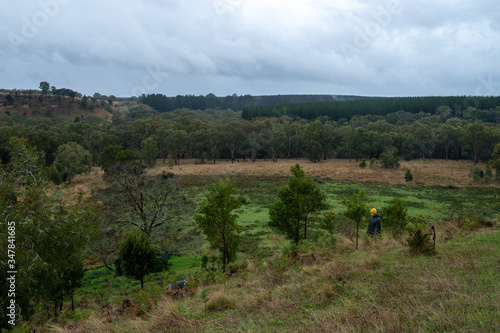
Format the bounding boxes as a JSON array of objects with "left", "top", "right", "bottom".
[{"left": 206, "top": 289, "right": 234, "bottom": 311}]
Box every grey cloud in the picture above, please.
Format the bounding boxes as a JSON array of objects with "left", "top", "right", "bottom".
[{"left": 0, "top": 0, "right": 498, "bottom": 97}]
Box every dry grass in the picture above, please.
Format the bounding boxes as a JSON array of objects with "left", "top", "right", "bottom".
[
  {"left": 51, "top": 297, "right": 197, "bottom": 333},
  {"left": 140, "top": 297, "right": 198, "bottom": 332},
  {"left": 55, "top": 157, "right": 496, "bottom": 204},
  {"left": 155, "top": 158, "right": 498, "bottom": 188},
  {"left": 50, "top": 315, "right": 117, "bottom": 333},
  {"left": 206, "top": 289, "right": 235, "bottom": 311},
  {"left": 47, "top": 230, "right": 499, "bottom": 333}
]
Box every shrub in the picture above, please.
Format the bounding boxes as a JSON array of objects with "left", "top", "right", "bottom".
[
  {"left": 369, "top": 158, "right": 376, "bottom": 168},
  {"left": 380, "top": 198, "right": 409, "bottom": 236},
  {"left": 406, "top": 223, "right": 436, "bottom": 255},
  {"left": 307, "top": 229, "right": 337, "bottom": 249},
  {"left": 470, "top": 166, "right": 484, "bottom": 181},
  {"left": 455, "top": 208, "right": 491, "bottom": 230},
  {"left": 167, "top": 155, "right": 175, "bottom": 168},
  {"left": 359, "top": 159, "right": 366, "bottom": 168},
  {"left": 405, "top": 169, "right": 413, "bottom": 182},
  {"left": 314, "top": 209, "right": 338, "bottom": 248}
]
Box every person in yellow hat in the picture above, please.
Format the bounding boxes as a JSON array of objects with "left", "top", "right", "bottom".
[{"left": 367, "top": 208, "right": 381, "bottom": 236}]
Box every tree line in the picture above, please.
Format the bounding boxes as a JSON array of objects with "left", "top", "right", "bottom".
[
  {"left": 138, "top": 93, "right": 368, "bottom": 112},
  {"left": 0, "top": 104, "right": 499, "bottom": 178},
  {"left": 242, "top": 96, "right": 500, "bottom": 123}
]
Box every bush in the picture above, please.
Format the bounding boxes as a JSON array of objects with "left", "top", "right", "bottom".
[
  {"left": 359, "top": 159, "right": 366, "bottom": 168},
  {"left": 470, "top": 166, "right": 484, "bottom": 181},
  {"left": 455, "top": 208, "right": 492, "bottom": 230},
  {"left": 406, "top": 223, "right": 436, "bottom": 255},
  {"left": 369, "top": 158, "right": 376, "bottom": 168},
  {"left": 307, "top": 229, "right": 337, "bottom": 249},
  {"left": 381, "top": 198, "right": 409, "bottom": 236},
  {"left": 314, "top": 210, "right": 338, "bottom": 248},
  {"left": 405, "top": 169, "right": 413, "bottom": 182}
]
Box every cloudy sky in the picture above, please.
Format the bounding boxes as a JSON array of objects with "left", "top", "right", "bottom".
[{"left": 1, "top": 0, "right": 499, "bottom": 98}]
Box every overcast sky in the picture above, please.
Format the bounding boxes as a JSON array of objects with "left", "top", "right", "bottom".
[{"left": 1, "top": 0, "right": 499, "bottom": 98}]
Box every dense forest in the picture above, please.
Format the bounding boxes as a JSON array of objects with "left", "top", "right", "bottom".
[
  {"left": 242, "top": 96, "right": 500, "bottom": 122},
  {"left": 138, "top": 93, "right": 371, "bottom": 112},
  {"left": 0, "top": 91, "right": 499, "bottom": 175}
]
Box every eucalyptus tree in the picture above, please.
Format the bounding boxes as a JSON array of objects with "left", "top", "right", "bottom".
[
  {"left": 465, "top": 121, "right": 491, "bottom": 164},
  {"left": 303, "top": 120, "right": 330, "bottom": 162},
  {"left": 260, "top": 121, "right": 286, "bottom": 162},
  {"left": 140, "top": 137, "right": 159, "bottom": 167},
  {"left": 54, "top": 142, "right": 92, "bottom": 184},
  {"left": 1, "top": 137, "right": 99, "bottom": 324}
]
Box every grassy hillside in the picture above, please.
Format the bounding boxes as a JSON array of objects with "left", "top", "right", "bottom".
[
  {"left": 36, "top": 227, "right": 499, "bottom": 332},
  {"left": 13, "top": 159, "right": 500, "bottom": 332}
]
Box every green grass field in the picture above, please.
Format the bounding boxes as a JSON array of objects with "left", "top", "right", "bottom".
[{"left": 168, "top": 176, "right": 499, "bottom": 272}]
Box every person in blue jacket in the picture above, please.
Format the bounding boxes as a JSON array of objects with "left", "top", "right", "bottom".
[
  {"left": 168, "top": 280, "right": 187, "bottom": 290},
  {"left": 367, "top": 208, "right": 381, "bottom": 236}
]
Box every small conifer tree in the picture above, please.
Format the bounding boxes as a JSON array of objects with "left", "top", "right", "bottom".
[
  {"left": 341, "top": 190, "right": 369, "bottom": 249},
  {"left": 381, "top": 198, "right": 409, "bottom": 235},
  {"left": 406, "top": 223, "right": 436, "bottom": 255},
  {"left": 119, "top": 229, "right": 158, "bottom": 289},
  {"left": 405, "top": 169, "right": 413, "bottom": 182}
]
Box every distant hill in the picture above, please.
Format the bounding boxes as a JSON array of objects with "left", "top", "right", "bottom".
[
  {"left": 2, "top": 90, "right": 499, "bottom": 124},
  {"left": 0, "top": 92, "right": 117, "bottom": 121},
  {"left": 0, "top": 91, "right": 375, "bottom": 121}
]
